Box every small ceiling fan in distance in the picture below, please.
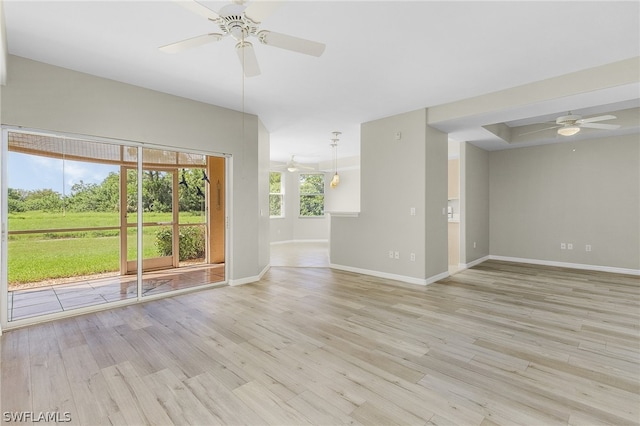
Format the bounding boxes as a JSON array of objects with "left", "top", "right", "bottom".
[
  {"left": 521, "top": 112, "right": 621, "bottom": 137},
  {"left": 160, "top": 0, "right": 326, "bottom": 77},
  {"left": 273, "top": 155, "right": 315, "bottom": 173}
]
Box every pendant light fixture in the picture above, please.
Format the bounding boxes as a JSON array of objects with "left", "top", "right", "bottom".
[{"left": 330, "top": 131, "right": 341, "bottom": 189}]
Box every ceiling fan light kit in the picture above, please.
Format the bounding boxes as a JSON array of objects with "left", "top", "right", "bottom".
[
  {"left": 281, "top": 155, "right": 314, "bottom": 173},
  {"left": 557, "top": 125, "right": 581, "bottom": 136},
  {"left": 161, "top": 0, "right": 326, "bottom": 77}
]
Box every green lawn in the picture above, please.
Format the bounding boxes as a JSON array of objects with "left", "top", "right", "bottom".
[
  {"left": 8, "top": 210, "right": 205, "bottom": 231},
  {"left": 8, "top": 211, "right": 206, "bottom": 285}
]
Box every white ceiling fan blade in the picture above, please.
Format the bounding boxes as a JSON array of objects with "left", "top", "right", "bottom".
[
  {"left": 244, "top": 1, "right": 285, "bottom": 23},
  {"left": 236, "top": 42, "right": 261, "bottom": 78},
  {"left": 174, "top": 0, "right": 220, "bottom": 20},
  {"left": 580, "top": 122, "right": 620, "bottom": 130},
  {"left": 518, "top": 125, "right": 560, "bottom": 136},
  {"left": 577, "top": 114, "right": 616, "bottom": 124},
  {"left": 160, "top": 33, "right": 224, "bottom": 53},
  {"left": 258, "top": 30, "right": 325, "bottom": 57}
]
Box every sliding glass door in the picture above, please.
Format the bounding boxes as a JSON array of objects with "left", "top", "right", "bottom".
[{"left": 2, "top": 129, "right": 227, "bottom": 326}]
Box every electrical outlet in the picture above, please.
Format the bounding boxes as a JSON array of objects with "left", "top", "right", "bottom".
[
  {"left": 410, "top": 207, "right": 416, "bottom": 216},
  {"left": 394, "top": 251, "right": 400, "bottom": 259},
  {"left": 473, "top": 242, "right": 477, "bottom": 249},
  {"left": 586, "top": 244, "right": 592, "bottom": 252},
  {"left": 560, "top": 243, "right": 566, "bottom": 249},
  {"left": 388, "top": 250, "right": 394, "bottom": 259},
  {"left": 567, "top": 243, "right": 573, "bottom": 250},
  {"left": 410, "top": 253, "right": 416, "bottom": 261}
]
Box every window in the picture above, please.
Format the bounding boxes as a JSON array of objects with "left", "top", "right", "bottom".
[
  {"left": 269, "top": 171, "right": 284, "bottom": 217},
  {"left": 299, "top": 173, "right": 325, "bottom": 217}
]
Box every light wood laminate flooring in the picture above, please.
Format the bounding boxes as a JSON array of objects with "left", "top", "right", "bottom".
[
  {"left": 270, "top": 241, "right": 329, "bottom": 268},
  {"left": 1, "top": 260, "right": 638, "bottom": 425}
]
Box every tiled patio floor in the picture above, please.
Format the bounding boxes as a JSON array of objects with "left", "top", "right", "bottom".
[{"left": 7, "top": 264, "right": 225, "bottom": 322}]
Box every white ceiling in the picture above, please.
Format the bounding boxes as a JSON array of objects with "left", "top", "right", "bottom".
[{"left": 3, "top": 1, "right": 639, "bottom": 165}]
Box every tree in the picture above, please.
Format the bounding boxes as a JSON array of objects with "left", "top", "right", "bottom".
[
  {"left": 97, "top": 172, "right": 121, "bottom": 212},
  {"left": 23, "top": 189, "right": 63, "bottom": 212},
  {"left": 299, "top": 174, "right": 325, "bottom": 216},
  {"left": 64, "top": 174, "right": 121, "bottom": 213},
  {"left": 66, "top": 181, "right": 101, "bottom": 212},
  {"left": 126, "top": 169, "right": 139, "bottom": 213},
  {"left": 7, "top": 188, "right": 27, "bottom": 212},
  {"left": 269, "top": 172, "right": 283, "bottom": 217},
  {"left": 178, "top": 168, "right": 207, "bottom": 212},
  {"left": 142, "top": 170, "right": 172, "bottom": 212},
  {"left": 8, "top": 167, "right": 210, "bottom": 215}
]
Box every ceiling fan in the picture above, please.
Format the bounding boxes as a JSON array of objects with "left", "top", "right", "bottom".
[
  {"left": 160, "top": 0, "right": 326, "bottom": 77},
  {"left": 521, "top": 112, "right": 620, "bottom": 137},
  {"left": 275, "top": 155, "right": 315, "bottom": 173}
]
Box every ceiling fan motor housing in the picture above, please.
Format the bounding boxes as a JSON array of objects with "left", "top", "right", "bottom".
[
  {"left": 221, "top": 16, "right": 259, "bottom": 40},
  {"left": 556, "top": 114, "right": 581, "bottom": 126},
  {"left": 217, "top": 3, "right": 259, "bottom": 40}
]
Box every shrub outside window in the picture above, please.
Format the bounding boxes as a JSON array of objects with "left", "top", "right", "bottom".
[
  {"left": 269, "top": 171, "right": 284, "bottom": 217},
  {"left": 299, "top": 173, "right": 325, "bottom": 217}
]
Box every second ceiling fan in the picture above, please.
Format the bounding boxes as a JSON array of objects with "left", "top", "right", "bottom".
[
  {"left": 521, "top": 112, "right": 620, "bottom": 137},
  {"left": 160, "top": 0, "right": 326, "bottom": 77}
]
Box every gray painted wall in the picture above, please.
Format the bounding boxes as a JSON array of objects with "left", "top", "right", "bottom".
[
  {"left": 325, "top": 167, "right": 361, "bottom": 213},
  {"left": 424, "top": 124, "right": 448, "bottom": 278},
  {"left": 2, "top": 55, "right": 269, "bottom": 281},
  {"left": 489, "top": 134, "right": 640, "bottom": 270},
  {"left": 0, "top": 76, "right": 2, "bottom": 334},
  {"left": 258, "top": 120, "right": 270, "bottom": 270},
  {"left": 462, "top": 142, "right": 490, "bottom": 264},
  {"left": 331, "top": 108, "right": 448, "bottom": 282}
]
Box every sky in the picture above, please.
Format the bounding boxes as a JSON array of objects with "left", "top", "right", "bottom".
[{"left": 7, "top": 152, "right": 118, "bottom": 195}]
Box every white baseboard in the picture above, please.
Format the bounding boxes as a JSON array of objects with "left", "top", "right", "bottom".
[
  {"left": 460, "top": 255, "right": 490, "bottom": 271},
  {"left": 330, "top": 263, "right": 449, "bottom": 286},
  {"left": 426, "top": 271, "right": 451, "bottom": 285},
  {"left": 489, "top": 255, "right": 640, "bottom": 276},
  {"left": 230, "top": 264, "right": 271, "bottom": 286}
]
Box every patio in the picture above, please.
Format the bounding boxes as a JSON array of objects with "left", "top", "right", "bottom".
[{"left": 7, "top": 264, "right": 225, "bottom": 321}]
